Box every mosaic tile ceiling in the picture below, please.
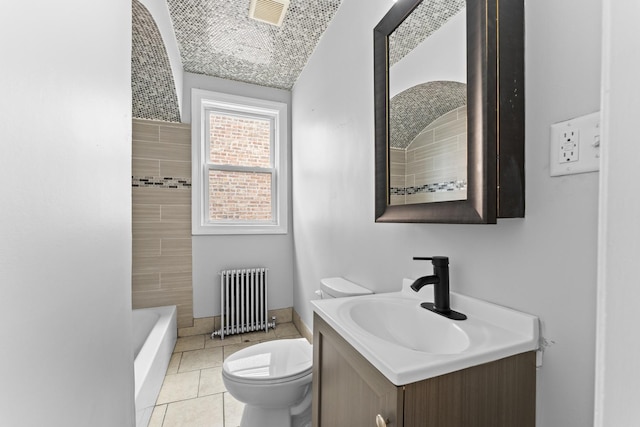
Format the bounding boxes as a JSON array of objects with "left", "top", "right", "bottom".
[
  {"left": 390, "top": 81, "right": 466, "bottom": 149},
  {"left": 166, "top": 0, "right": 343, "bottom": 90},
  {"left": 132, "top": 0, "right": 181, "bottom": 122},
  {"left": 130, "top": 0, "right": 465, "bottom": 122},
  {"left": 389, "top": 0, "right": 465, "bottom": 66}
]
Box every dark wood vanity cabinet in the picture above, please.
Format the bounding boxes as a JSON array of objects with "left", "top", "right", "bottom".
[
  {"left": 312, "top": 314, "right": 536, "bottom": 427},
  {"left": 312, "top": 314, "right": 403, "bottom": 426}
]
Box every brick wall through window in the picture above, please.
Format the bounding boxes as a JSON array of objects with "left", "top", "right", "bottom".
[
  {"left": 208, "top": 112, "right": 273, "bottom": 221},
  {"left": 210, "top": 114, "right": 270, "bottom": 167},
  {"left": 208, "top": 170, "right": 272, "bottom": 221}
]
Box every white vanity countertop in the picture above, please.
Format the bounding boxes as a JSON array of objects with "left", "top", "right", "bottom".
[{"left": 311, "top": 279, "right": 539, "bottom": 386}]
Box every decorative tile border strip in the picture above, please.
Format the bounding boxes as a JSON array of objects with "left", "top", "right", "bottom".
[
  {"left": 391, "top": 180, "right": 466, "bottom": 196},
  {"left": 132, "top": 176, "right": 191, "bottom": 189}
]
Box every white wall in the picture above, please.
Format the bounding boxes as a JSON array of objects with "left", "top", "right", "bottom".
[
  {"left": 182, "top": 73, "right": 294, "bottom": 318},
  {"left": 594, "top": 1, "right": 640, "bottom": 425},
  {"left": 292, "top": 0, "right": 601, "bottom": 425},
  {"left": 0, "top": 1, "right": 134, "bottom": 426}
]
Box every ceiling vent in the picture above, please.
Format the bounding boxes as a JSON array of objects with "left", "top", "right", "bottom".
[{"left": 249, "top": 0, "right": 290, "bottom": 27}]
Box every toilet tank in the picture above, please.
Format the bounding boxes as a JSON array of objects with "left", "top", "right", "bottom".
[{"left": 319, "top": 277, "right": 373, "bottom": 299}]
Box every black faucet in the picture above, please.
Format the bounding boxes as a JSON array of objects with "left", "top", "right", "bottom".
[{"left": 411, "top": 256, "right": 466, "bottom": 321}]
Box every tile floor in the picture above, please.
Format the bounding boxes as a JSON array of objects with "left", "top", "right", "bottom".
[{"left": 148, "top": 322, "right": 304, "bottom": 427}]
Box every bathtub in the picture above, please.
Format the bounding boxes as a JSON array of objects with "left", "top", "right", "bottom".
[{"left": 133, "top": 306, "right": 177, "bottom": 427}]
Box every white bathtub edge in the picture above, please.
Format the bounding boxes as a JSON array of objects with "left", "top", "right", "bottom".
[{"left": 134, "top": 305, "right": 177, "bottom": 427}]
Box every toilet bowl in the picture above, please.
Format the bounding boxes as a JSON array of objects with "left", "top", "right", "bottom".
[
  {"left": 222, "top": 338, "right": 313, "bottom": 427},
  {"left": 222, "top": 277, "right": 372, "bottom": 427}
]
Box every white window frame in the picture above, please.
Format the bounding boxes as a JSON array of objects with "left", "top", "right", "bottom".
[{"left": 191, "top": 89, "right": 288, "bottom": 235}]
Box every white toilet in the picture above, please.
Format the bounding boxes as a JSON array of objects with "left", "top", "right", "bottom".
[
  {"left": 316, "top": 277, "right": 373, "bottom": 300},
  {"left": 221, "top": 277, "right": 372, "bottom": 427}
]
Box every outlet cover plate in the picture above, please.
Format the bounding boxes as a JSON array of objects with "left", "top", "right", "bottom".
[{"left": 550, "top": 112, "right": 601, "bottom": 176}]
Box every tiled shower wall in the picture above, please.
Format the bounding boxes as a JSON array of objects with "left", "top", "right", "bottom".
[
  {"left": 390, "top": 106, "right": 467, "bottom": 205},
  {"left": 132, "top": 119, "right": 193, "bottom": 328}
]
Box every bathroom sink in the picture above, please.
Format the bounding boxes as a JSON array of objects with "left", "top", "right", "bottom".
[
  {"left": 342, "top": 297, "right": 471, "bottom": 354},
  {"left": 311, "top": 279, "right": 539, "bottom": 385}
]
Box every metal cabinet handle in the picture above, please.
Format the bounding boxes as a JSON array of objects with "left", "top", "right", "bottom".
[{"left": 376, "top": 414, "right": 388, "bottom": 427}]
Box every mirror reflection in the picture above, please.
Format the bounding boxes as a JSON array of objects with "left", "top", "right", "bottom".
[{"left": 388, "top": 0, "right": 467, "bottom": 206}]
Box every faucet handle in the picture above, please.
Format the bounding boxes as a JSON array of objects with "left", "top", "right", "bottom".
[{"left": 413, "top": 256, "right": 449, "bottom": 266}]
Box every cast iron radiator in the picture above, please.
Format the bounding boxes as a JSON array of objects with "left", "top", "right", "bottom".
[{"left": 211, "top": 268, "right": 275, "bottom": 339}]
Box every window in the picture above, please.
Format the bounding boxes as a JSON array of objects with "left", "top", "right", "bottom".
[{"left": 192, "top": 89, "right": 288, "bottom": 235}]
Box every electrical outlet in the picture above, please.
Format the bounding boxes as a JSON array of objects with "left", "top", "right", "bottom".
[
  {"left": 559, "top": 130, "right": 579, "bottom": 163},
  {"left": 550, "top": 112, "right": 600, "bottom": 176}
]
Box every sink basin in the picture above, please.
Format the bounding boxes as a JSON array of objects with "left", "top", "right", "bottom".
[
  {"left": 311, "top": 278, "right": 539, "bottom": 385},
  {"left": 342, "top": 297, "right": 470, "bottom": 354}
]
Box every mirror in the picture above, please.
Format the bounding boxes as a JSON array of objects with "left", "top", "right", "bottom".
[
  {"left": 389, "top": 0, "right": 467, "bottom": 206},
  {"left": 374, "top": 0, "right": 525, "bottom": 223}
]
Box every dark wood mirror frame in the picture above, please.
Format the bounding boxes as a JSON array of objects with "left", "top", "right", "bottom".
[{"left": 374, "top": 0, "right": 525, "bottom": 224}]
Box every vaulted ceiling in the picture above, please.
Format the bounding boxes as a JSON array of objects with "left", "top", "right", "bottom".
[
  {"left": 131, "top": 0, "right": 466, "bottom": 123},
  {"left": 166, "top": 0, "right": 342, "bottom": 90},
  {"left": 390, "top": 81, "right": 466, "bottom": 149},
  {"left": 132, "top": 0, "right": 182, "bottom": 122},
  {"left": 132, "top": 0, "right": 342, "bottom": 122}
]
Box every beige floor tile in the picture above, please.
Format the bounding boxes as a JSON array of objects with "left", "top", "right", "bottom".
[
  {"left": 237, "top": 329, "right": 277, "bottom": 342},
  {"left": 174, "top": 334, "right": 205, "bottom": 353},
  {"left": 223, "top": 392, "right": 245, "bottom": 427},
  {"left": 198, "top": 367, "right": 226, "bottom": 396},
  {"left": 274, "top": 322, "right": 301, "bottom": 338},
  {"left": 156, "top": 371, "right": 200, "bottom": 404},
  {"left": 178, "top": 317, "right": 215, "bottom": 337},
  {"left": 222, "top": 342, "right": 254, "bottom": 360},
  {"left": 205, "top": 334, "right": 241, "bottom": 348},
  {"left": 179, "top": 347, "right": 223, "bottom": 372},
  {"left": 147, "top": 404, "right": 166, "bottom": 427},
  {"left": 270, "top": 307, "right": 293, "bottom": 324},
  {"left": 163, "top": 395, "right": 224, "bottom": 427},
  {"left": 166, "top": 353, "right": 181, "bottom": 375}
]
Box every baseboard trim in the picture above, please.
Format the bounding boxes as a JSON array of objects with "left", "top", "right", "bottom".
[{"left": 293, "top": 309, "right": 313, "bottom": 344}]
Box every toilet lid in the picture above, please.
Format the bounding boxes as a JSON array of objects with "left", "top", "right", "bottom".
[
  {"left": 320, "top": 277, "right": 373, "bottom": 298},
  {"left": 223, "top": 338, "right": 312, "bottom": 383}
]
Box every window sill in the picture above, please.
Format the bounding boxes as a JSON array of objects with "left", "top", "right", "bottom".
[{"left": 192, "top": 223, "right": 288, "bottom": 236}]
